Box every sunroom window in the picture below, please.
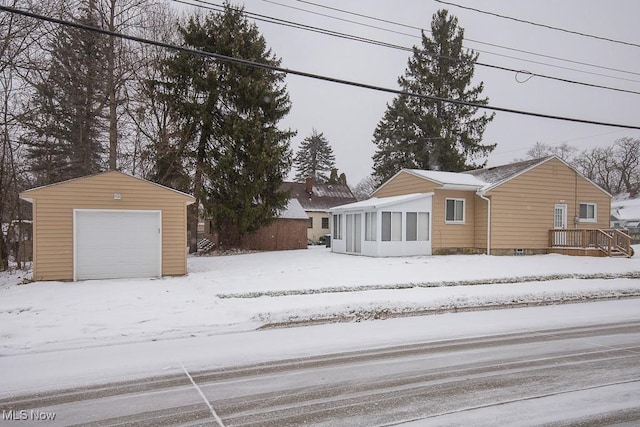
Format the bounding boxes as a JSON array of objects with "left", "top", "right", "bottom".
[{"left": 381, "top": 211, "right": 402, "bottom": 241}]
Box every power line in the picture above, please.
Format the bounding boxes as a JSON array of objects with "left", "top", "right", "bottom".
[
  {"left": 176, "top": 0, "right": 640, "bottom": 95},
  {"left": 293, "top": 0, "right": 640, "bottom": 79},
  {"left": 176, "top": 0, "right": 411, "bottom": 53},
  {"left": 263, "top": 0, "right": 418, "bottom": 40},
  {"left": 435, "top": 0, "right": 640, "bottom": 49},
  {"left": 2, "top": 4, "right": 640, "bottom": 131}
]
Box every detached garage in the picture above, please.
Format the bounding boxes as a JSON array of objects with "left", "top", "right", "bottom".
[{"left": 20, "top": 172, "right": 195, "bottom": 281}]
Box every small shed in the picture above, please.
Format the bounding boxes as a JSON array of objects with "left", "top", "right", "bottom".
[
  {"left": 239, "top": 198, "right": 309, "bottom": 251},
  {"left": 20, "top": 171, "right": 195, "bottom": 281}
]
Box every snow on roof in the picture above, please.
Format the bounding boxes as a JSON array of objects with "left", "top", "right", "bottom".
[
  {"left": 611, "top": 197, "right": 640, "bottom": 221},
  {"left": 278, "top": 198, "right": 309, "bottom": 220},
  {"left": 406, "top": 169, "right": 487, "bottom": 188},
  {"left": 330, "top": 193, "right": 433, "bottom": 212},
  {"left": 280, "top": 181, "right": 357, "bottom": 210},
  {"left": 464, "top": 157, "right": 545, "bottom": 187}
]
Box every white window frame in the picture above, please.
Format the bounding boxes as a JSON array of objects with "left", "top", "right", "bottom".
[
  {"left": 579, "top": 202, "right": 597, "bottom": 223},
  {"left": 381, "top": 211, "right": 402, "bottom": 242},
  {"left": 445, "top": 198, "right": 465, "bottom": 224},
  {"left": 406, "top": 211, "right": 430, "bottom": 242},
  {"left": 365, "top": 212, "right": 377, "bottom": 241},
  {"left": 332, "top": 214, "right": 343, "bottom": 240}
]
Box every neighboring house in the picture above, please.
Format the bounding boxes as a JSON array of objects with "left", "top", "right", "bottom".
[
  {"left": 281, "top": 178, "right": 357, "bottom": 244},
  {"left": 20, "top": 171, "right": 196, "bottom": 281},
  {"left": 611, "top": 196, "right": 640, "bottom": 227},
  {"left": 611, "top": 196, "right": 640, "bottom": 243},
  {"left": 330, "top": 156, "right": 631, "bottom": 257},
  {"left": 201, "top": 198, "right": 309, "bottom": 251}
]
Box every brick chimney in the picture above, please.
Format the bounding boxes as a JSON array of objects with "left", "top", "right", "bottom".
[{"left": 305, "top": 177, "right": 313, "bottom": 194}]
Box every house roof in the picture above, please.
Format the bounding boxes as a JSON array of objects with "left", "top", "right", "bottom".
[
  {"left": 374, "top": 156, "right": 610, "bottom": 197},
  {"left": 20, "top": 171, "right": 196, "bottom": 203},
  {"left": 330, "top": 193, "right": 433, "bottom": 212},
  {"left": 611, "top": 197, "right": 640, "bottom": 221},
  {"left": 281, "top": 181, "right": 357, "bottom": 211},
  {"left": 464, "top": 157, "right": 547, "bottom": 188},
  {"left": 278, "top": 198, "right": 309, "bottom": 220}
]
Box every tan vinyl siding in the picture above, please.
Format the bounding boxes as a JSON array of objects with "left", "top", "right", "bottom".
[
  {"left": 22, "top": 172, "right": 194, "bottom": 281},
  {"left": 431, "top": 189, "right": 476, "bottom": 249},
  {"left": 487, "top": 157, "right": 610, "bottom": 249},
  {"left": 374, "top": 171, "right": 440, "bottom": 197}
]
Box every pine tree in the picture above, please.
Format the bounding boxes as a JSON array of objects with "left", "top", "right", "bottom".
[
  {"left": 24, "top": 3, "right": 108, "bottom": 184},
  {"left": 293, "top": 129, "right": 336, "bottom": 182},
  {"left": 162, "top": 3, "right": 294, "bottom": 248},
  {"left": 372, "top": 9, "right": 495, "bottom": 183}
]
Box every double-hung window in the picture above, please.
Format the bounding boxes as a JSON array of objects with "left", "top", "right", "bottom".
[
  {"left": 321, "top": 217, "right": 329, "bottom": 229},
  {"left": 445, "top": 198, "right": 465, "bottom": 223}
]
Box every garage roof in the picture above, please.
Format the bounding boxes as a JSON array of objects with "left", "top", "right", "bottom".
[{"left": 20, "top": 171, "right": 195, "bottom": 204}]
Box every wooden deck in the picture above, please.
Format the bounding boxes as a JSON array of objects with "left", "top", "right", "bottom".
[{"left": 548, "top": 229, "right": 633, "bottom": 258}]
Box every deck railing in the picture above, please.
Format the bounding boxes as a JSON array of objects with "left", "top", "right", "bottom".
[{"left": 548, "top": 228, "right": 632, "bottom": 257}]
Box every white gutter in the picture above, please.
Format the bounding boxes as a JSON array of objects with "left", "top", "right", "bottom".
[{"left": 477, "top": 191, "right": 491, "bottom": 255}]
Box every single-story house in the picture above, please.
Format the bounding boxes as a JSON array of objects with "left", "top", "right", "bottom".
[
  {"left": 20, "top": 171, "right": 195, "bottom": 281},
  {"left": 281, "top": 178, "right": 357, "bottom": 244},
  {"left": 330, "top": 156, "right": 630, "bottom": 257}
]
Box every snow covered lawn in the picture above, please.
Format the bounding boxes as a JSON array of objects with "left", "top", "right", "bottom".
[{"left": 1, "top": 246, "right": 639, "bottom": 355}]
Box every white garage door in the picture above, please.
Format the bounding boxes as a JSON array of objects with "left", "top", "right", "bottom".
[{"left": 74, "top": 210, "right": 162, "bottom": 280}]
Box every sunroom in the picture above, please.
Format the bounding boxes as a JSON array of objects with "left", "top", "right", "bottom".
[{"left": 329, "top": 193, "right": 433, "bottom": 257}]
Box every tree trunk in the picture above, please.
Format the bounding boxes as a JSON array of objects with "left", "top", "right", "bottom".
[
  {"left": 107, "top": 0, "right": 117, "bottom": 170},
  {"left": 189, "top": 130, "right": 207, "bottom": 254}
]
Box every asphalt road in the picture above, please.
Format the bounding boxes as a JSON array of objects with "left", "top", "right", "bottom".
[{"left": 2, "top": 320, "right": 639, "bottom": 426}]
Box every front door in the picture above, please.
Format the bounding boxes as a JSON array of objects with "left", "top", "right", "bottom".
[
  {"left": 554, "top": 204, "right": 567, "bottom": 245},
  {"left": 345, "top": 214, "right": 361, "bottom": 254}
]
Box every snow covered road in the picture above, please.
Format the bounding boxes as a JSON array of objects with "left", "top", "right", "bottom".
[{"left": 1, "top": 306, "right": 639, "bottom": 426}]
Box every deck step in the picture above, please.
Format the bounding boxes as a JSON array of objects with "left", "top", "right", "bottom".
[{"left": 610, "top": 251, "right": 630, "bottom": 258}]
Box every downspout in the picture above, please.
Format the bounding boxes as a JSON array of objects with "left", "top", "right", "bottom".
[{"left": 478, "top": 191, "right": 491, "bottom": 255}]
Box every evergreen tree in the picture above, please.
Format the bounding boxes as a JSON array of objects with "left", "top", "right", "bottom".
[
  {"left": 293, "top": 129, "right": 336, "bottom": 182},
  {"left": 24, "top": 3, "right": 108, "bottom": 184},
  {"left": 162, "top": 3, "right": 294, "bottom": 248},
  {"left": 372, "top": 9, "right": 495, "bottom": 183}
]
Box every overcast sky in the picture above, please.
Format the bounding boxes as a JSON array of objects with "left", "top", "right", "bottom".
[{"left": 178, "top": 0, "right": 640, "bottom": 186}]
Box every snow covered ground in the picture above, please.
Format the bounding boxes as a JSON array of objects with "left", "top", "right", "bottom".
[{"left": 1, "top": 246, "right": 639, "bottom": 356}]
